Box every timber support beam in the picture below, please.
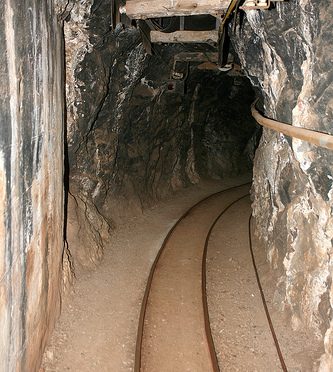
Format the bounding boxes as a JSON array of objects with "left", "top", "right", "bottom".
[
  {"left": 174, "top": 52, "right": 219, "bottom": 62},
  {"left": 123, "top": 0, "right": 229, "bottom": 19},
  {"left": 150, "top": 30, "right": 219, "bottom": 44}
]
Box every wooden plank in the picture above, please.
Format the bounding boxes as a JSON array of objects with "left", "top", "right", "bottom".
[
  {"left": 197, "top": 61, "right": 219, "bottom": 70},
  {"left": 124, "top": 0, "right": 229, "bottom": 18},
  {"left": 150, "top": 30, "right": 218, "bottom": 44},
  {"left": 138, "top": 20, "right": 152, "bottom": 55},
  {"left": 174, "top": 52, "right": 218, "bottom": 62}
]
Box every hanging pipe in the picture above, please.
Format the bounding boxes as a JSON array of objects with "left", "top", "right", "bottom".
[{"left": 251, "top": 99, "right": 333, "bottom": 151}]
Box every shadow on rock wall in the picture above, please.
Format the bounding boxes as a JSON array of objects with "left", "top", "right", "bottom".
[{"left": 63, "top": 2, "right": 257, "bottom": 275}]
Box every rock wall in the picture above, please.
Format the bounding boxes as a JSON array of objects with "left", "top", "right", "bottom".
[
  {"left": 0, "top": 1, "right": 64, "bottom": 371},
  {"left": 64, "top": 0, "right": 257, "bottom": 273},
  {"left": 231, "top": 1, "right": 333, "bottom": 369},
  {"left": 190, "top": 70, "right": 258, "bottom": 179}
]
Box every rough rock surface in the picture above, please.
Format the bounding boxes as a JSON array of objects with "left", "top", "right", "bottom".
[
  {"left": 190, "top": 70, "right": 258, "bottom": 179},
  {"left": 0, "top": 1, "right": 64, "bottom": 371},
  {"left": 231, "top": 1, "right": 333, "bottom": 369},
  {"left": 64, "top": 1, "right": 257, "bottom": 272}
]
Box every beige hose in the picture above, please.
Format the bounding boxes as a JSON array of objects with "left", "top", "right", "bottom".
[{"left": 251, "top": 100, "right": 333, "bottom": 151}]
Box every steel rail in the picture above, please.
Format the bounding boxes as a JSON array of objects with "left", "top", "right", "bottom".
[
  {"left": 134, "top": 182, "right": 250, "bottom": 372},
  {"left": 248, "top": 215, "right": 288, "bottom": 371},
  {"left": 202, "top": 193, "right": 250, "bottom": 372},
  {"left": 251, "top": 99, "right": 333, "bottom": 151},
  {"left": 204, "top": 196, "right": 288, "bottom": 372},
  {"left": 134, "top": 182, "right": 288, "bottom": 371}
]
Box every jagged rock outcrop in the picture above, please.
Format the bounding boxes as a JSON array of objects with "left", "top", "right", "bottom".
[{"left": 231, "top": 1, "right": 333, "bottom": 369}]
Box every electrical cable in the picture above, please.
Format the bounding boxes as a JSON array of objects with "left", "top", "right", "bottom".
[{"left": 150, "top": 17, "right": 178, "bottom": 33}]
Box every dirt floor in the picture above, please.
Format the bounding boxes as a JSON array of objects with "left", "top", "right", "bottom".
[
  {"left": 140, "top": 184, "right": 249, "bottom": 372},
  {"left": 41, "top": 175, "right": 322, "bottom": 371},
  {"left": 207, "top": 197, "right": 323, "bottom": 371},
  {"left": 41, "top": 177, "right": 249, "bottom": 372}
]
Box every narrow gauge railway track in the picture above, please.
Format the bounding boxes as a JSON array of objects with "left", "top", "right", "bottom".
[{"left": 134, "top": 183, "right": 287, "bottom": 372}]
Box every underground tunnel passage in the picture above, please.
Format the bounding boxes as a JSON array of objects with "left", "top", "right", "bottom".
[{"left": 1, "top": 0, "right": 333, "bottom": 371}]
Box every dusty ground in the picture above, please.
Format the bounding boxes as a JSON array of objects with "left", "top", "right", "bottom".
[
  {"left": 141, "top": 184, "right": 249, "bottom": 372},
  {"left": 207, "top": 197, "right": 323, "bottom": 371},
  {"left": 41, "top": 176, "right": 250, "bottom": 372},
  {"left": 41, "top": 174, "right": 322, "bottom": 372}
]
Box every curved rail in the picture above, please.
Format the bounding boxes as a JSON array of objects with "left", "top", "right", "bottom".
[
  {"left": 202, "top": 194, "right": 250, "bottom": 372},
  {"left": 135, "top": 183, "right": 288, "bottom": 371},
  {"left": 248, "top": 215, "right": 288, "bottom": 371},
  {"left": 134, "top": 183, "right": 250, "bottom": 372},
  {"left": 251, "top": 99, "right": 333, "bottom": 151}
]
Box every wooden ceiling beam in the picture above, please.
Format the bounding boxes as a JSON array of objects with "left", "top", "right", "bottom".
[
  {"left": 174, "top": 52, "right": 219, "bottom": 62},
  {"left": 150, "top": 30, "right": 219, "bottom": 44},
  {"left": 124, "top": 0, "right": 229, "bottom": 19}
]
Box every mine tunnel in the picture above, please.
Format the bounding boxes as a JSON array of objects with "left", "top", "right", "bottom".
[{"left": 1, "top": 0, "right": 333, "bottom": 371}]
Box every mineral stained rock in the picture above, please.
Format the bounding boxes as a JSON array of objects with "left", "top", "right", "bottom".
[
  {"left": 0, "top": 1, "right": 64, "bottom": 370},
  {"left": 231, "top": 1, "right": 333, "bottom": 369}
]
